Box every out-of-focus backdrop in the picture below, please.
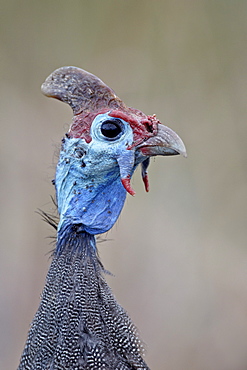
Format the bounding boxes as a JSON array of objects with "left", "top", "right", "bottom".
[{"left": 1, "top": 1, "right": 247, "bottom": 369}]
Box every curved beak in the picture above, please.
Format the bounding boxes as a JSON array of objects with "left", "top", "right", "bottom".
[{"left": 136, "top": 123, "right": 187, "bottom": 158}]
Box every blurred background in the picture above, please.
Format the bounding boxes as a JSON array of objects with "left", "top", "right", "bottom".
[{"left": 1, "top": 1, "right": 247, "bottom": 369}]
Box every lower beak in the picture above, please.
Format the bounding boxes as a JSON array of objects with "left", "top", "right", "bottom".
[{"left": 136, "top": 124, "right": 187, "bottom": 158}]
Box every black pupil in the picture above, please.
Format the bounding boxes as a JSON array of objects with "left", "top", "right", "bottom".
[{"left": 101, "top": 120, "right": 122, "bottom": 138}]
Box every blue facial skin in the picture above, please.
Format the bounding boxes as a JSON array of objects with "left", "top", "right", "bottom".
[{"left": 55, "top": 113, "right": 142, "bottom": 236}]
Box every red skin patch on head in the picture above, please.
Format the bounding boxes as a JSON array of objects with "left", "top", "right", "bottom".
[
  {"left": 67, "top": 108, "right": 159, "bottom": 149},
  {"left": 109, "top": 109, "right": 159, "bottom": 148},
  {"left": 67, "top": 109, "right": 109, "bottom": 143}
]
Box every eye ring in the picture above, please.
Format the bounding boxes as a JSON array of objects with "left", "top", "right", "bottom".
[{"left": 100, "top": 119, "right": 123, "bottom": 140}]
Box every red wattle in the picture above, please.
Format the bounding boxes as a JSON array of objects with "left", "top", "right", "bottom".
[
  {"left": 142, "top": 174, "right": 149, "bottom": 192},
  {"left": 121, "top": 178, "right": 136, "bottom": 196}
]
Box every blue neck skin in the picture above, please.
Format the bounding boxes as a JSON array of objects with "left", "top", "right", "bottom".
[
  {"left": 55, "top": 137, "right": 128, "bottom": 236},
  {"left": 55, "top": 113, "right": 138, "bottom": 239}
]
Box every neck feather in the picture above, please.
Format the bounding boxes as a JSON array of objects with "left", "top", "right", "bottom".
[{"left": 18, "top": 222, "right": 149, "bottom": 369}]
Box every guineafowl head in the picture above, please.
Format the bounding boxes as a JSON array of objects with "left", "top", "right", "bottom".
[{"left": 41, "top": 67, "right": 186, "bottom": 235}]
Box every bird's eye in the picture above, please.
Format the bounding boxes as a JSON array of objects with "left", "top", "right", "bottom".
[{"left": 101, "top": 119, "right": 122, "bottom": 139}]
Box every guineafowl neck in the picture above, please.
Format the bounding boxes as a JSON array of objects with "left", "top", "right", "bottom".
[
  {"left": 18, "top": 222, "right": 149, "bottom": 369},
  {"left": 56, "top": 223, "right": 97, "bottom": 255}
]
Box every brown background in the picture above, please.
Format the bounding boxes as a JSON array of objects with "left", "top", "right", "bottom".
[{"left": 1, "top": 1, "right": 247, "bottom": 369}]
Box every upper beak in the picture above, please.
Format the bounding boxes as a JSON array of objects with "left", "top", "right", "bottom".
[{"left": 136, "top": 123, "right": 187, "bottom": 158}]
